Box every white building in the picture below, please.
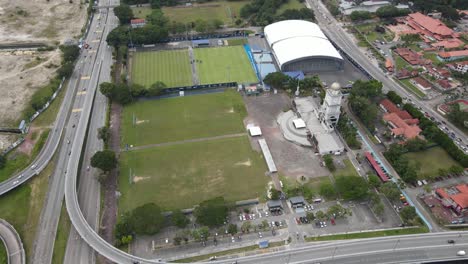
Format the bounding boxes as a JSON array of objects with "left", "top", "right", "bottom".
[
  {"left": 319, "top": 82, "right": 343, "bottom": 128},
  {"left": 339, "top": 0, "right": 409, "bottom": 15},
  {"left": 448, "top": 61, "right": 468, "bottom": 74},
  {"left": 264, "top": 20, "right": 344, "bottom": 73}
]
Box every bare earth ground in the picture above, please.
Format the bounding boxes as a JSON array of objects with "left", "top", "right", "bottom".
[{"left": 0, "top": 0, "right": 87, "bottom": 149}]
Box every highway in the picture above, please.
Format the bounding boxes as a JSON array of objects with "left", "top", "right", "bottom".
[
  {"left": 0, "top": 219, "right": 25, "bottom": 264},
  {"left": 63, "top": 4, "right": 114, "bottom": 263},
  {"left": 211, "top": 232, "right": 468, "bottom": 264},
  {"left": 30, "top": 4, "right": 112, "bottom": 264},
  {"left": 306, "top": 0, "right": 466, "bottom": 149}
]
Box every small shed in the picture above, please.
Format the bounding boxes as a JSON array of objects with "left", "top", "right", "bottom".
[
  {"left": 289, "top": 196, "right": 305, "bottom": 208},
  {"left": 267, "top": 200, "right": 283, "bottom": 211},
  {"left": 192, "top": 39, "right": 210, "bottom": 47},
  {"left": 248, "top": 126, "right": 262, "bottom": 137},
  {"left": 292, "top": 119, "right": 306, "bottom": 129}
]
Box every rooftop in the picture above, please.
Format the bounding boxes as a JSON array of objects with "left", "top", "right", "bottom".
[
  {"left": 130, "top": 18, "right": 146, "bottom": 24},
  {"left": 407, "top": 12, "right": 454, "bottom": 37},
  {"left": 432, "top": 38, "right": 464, "bottom": 49},
  {"left": 380, "top": 99, "right": 418, "bottom": 122},
  {"left": 437, "top": 184, "right": 468, "bottom": 209},
  {"left": 438, "top": 49, "right": 468, "bottom": 58},
  {"left": 383, "top": 112, "right": 422, "bottom": 140},
  {"left": 289, "top": 196, "right": 305, "bottom": 204},
  {"left": 412, "top": 76, "right": 432, "bottom": 88}
]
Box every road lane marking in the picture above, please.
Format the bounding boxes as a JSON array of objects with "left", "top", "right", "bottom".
[
  {"left": 81, "top": 76, "right": 90, "bottom": 80},
  {"left": 88, "top": 50, "right": 96, "bottom": 53},
  {"left": 95, "top": 30, "right": 102, "bottom": 33},
  {"left": 77, "top": 91, "right": 87, "bottom": 95},
  {"left": 91, "top": 39, "right": 100, "bottom": 43},
  {"left": 72, "top": 108, "right": 82, "bottom": 113}
]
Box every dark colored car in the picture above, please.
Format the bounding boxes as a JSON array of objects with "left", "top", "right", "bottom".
[{"left": 448, "top": 239, "right": 455, "bottom": 244}]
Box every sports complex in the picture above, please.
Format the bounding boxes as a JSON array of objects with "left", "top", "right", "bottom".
[{"left": 120, "top": 20, "right": 347, "bottom": 213}]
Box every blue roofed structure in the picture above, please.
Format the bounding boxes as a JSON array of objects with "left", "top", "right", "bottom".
[{"left": 258, "top": 240, "right": 269, "bottom": 248}]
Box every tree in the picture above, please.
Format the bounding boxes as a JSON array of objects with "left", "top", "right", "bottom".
[
  {"left": 114, "top": 4, "right": 134, "bottom": 24},
  {"left": 401, "top": 34, "right": 421, "bottom": 45},
  {"left": 380, "top": 182, "right": 401, "bottom": 202},
  {"left": 148, "top": 81, "right": 167, "bottom": 96},
  {"left": 121, "top": 235, "right": 133, "bottom": 245},
  {"left": 323, "top": 154, "right": 335, "bottom": 172},
  {"left": 113, "top": 83, "right": 133, "bottom": 105},
  {"left": 194, "top": 19, "right": 208, "bottom": 33},
  {"left": 336, "top": 176, "right": 369, "bottom": 200},
  {"left": 449, "top": 165, "right": 464, "bottom": 176},
  {"left": 173, "top": 236, "right": 182, "bottom": 246},
  {"left": 319, "top": 182, "right": 337, "bottom": 200},
  {"left": 114, "top": 212, "right": 133, "bottom": 245},
  {"left": 376, "top": 5, "right": 408, "bottom": 18},
  {"left": 228, "top": 223, "right": 238, "bottom": 235},
  {"left": 400, "top": 206, "right": 418, "bottom": 225},
  {"left": 106, "top": 26, "right": 129, "bottom": 47},
  {"left": 146, "top": 9, "right": 169, "bottom": 27},
  {"left": 368, "top": 174, "right": 381, "bottom": 189},
  {"left": 404, "top": 138, "right": 427, "bottom": 152},
  {"left": 97, "top": 126, "right": 110, "bottom": 144},
  {"left": 386, "top": 91, "right": 402, "bottom": 105},
  {"left": 192, "top": 226, "right": 209, "bottom": 241},
  {"left": 350, "top": 10, "right": 372, "bottom": 21},
  {"left": 351, "top": 80, "right": 382, "bottom": 98},
  {"left": 263, "top": 72, "right": 290, "bottom": 89},
  {"left": 241, "top": 221, "right": 252, "bottom": 233},
  {"left": 327, "top": 204, "right": 349, "bottom": 218},
  {"left": 90, "top": 150, "right": 117, "bottom": 172},
  {"left": 194, "top": 197, "right": 228, "bottom": 227},
  {"left": 57, "top": 62, "right": 74, "bottom": 78},
  {"left": 129, "top": 203, "right": 165, "bottom": 235},
  {"left": 100, "top": 82, "right": 115, "bottom": 97},
  {"left": 447, "top": 103, "right": 468, "bottom": 128},
  {"left": 171, "top": 210, "right": 189, "bottom": 228},
  {"left": 0, "top": 155, "right": 5, "bottom": 169},
  {"left": 316, "top": 210, "right": 326, "bottom": 220},
  {"left": 349, "top": 96, "right": 378, "bottom": 131},
  {"left": 270, "top": 188, "right": 281, "bottom": 200},
  {"left": 59, "top": 45, "right": 80, "bottom": 63},
  {"left": 306, "top": 212, "right": 315, "bottom": 221}
]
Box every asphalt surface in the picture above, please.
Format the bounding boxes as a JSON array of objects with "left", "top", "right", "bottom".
[
  {"left": 30, "top": 8, "right": 111, "bottom": 264},
  {"left": 0, "top": 219, "right": 25, "bottom": 264}
]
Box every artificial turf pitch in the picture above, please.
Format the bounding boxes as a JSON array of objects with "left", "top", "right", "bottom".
[
  {"left": 194, "top": 46, "right": 258, "bottom": 84},
  {"left": 131, "top": 49, "right": 193, "bottom": 88}
]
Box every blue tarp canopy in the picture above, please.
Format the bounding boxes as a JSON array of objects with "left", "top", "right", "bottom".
[
  {"left": 258, "top": 240, "right": 269, "bottom": 248},
  {"left": 283, "top": 71, "right": 305, "bottom": 80},
  {"left": 192, "top": 39, "right": 210, "bottom": 46}
]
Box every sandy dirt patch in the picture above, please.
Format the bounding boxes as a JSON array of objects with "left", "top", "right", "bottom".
[
  {"left": 0, "top": 0, "right": 87, "bottom": 43},
  {"left": 227, "top": 107, "right": 235, "bottom": 113},
  {"left": 133, "top": 176, "right": 150, "bottom": 183},
  {"left": 0, "top": 0, "right": 86, "bottom": 148},
  {"left": 135, "top": 119, "right": 149, "bottom": 125},
  {"left": 235, "top": 159, "right": 252, "bottom": 166}
]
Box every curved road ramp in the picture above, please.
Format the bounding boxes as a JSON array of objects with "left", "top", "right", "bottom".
[{"left": 0, "top": 219, "right": 25, "bottom": 264}]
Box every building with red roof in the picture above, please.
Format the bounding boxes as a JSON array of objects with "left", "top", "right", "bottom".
[
  {"left": 394, "top": 48, "right": 430, "bottom": 65},
  {"left": 379, "top": 99, "right": 419, "bottom": 123},
  {"left": 130, "top": 18, "right": 146, "bottom": 28},
  {"left": 436, "top": 79, "right": 453, "bottom": 90},
  {"left": 406, "top": 12, "right": 454, "bottom": 40},
  {"left": 364, "top": 152, "right": 389, "bottom": 182},
  {"left": 410, "top": 76, "right": 432, "bottom": 91},
  {"left": 424, "top": 66, "right": 451, "bottom": 80},
  {"left": 438, "top": 50, "right": 468, "bottom": 62},
  {"left": 437, "top": 99, "right": 468, "bottom": 115},
  {"left": 436, "top": 184, "right": 468, "bottom": 214},
  {"left": 432, "top": 38, "right": 464, "bottom": 49},
  {"left": 385, "top": 58, "right": 394, "bottom": 72}
]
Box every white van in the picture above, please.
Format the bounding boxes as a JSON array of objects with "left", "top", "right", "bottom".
[{"left": 417, "top": 180, "right": 423, "bottom": 187}]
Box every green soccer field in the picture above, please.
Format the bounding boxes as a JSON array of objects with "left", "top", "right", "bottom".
[
  {"left": 194, "top": 46, "right": 258, "bottom": 84},
  {"left": 119, "top": 136, "right": 268, "bottom": 211},
  {"left": 120, "top": 90, "right": 246, "bottom": 147},
  {"left": 131, "top": 49, "right": 193, "bottom": 88}
]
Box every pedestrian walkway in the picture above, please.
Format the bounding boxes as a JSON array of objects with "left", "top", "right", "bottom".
[
  {"left": 188, "top": 46, "right": 199, "bottom": 85},
  {"left": 123, "top": 133, "right": 247, "bottom": 152},
  {"left": 258, "top": 138, "right": 277, "bottom": 173}
]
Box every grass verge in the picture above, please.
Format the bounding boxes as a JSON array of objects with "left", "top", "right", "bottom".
[
  {"left": 333, "top": 159, "right": 359, "bottom": 178},
  {"left": 399, "top": 79, "right": 426, "bottom": 98},
  {"left": 0, "top": 159, "right": 55, "bottom": 259},
  {"left": 51, "top": 204, "right": 71, "bottom": 264},
  {"left": 174, "top": 241, "right": 284, "bottom": 263},
  {"left": 0, "top": 241, "right": 6, "bottom": 263},
  {"left": 305, "top": 226, "right": 429, "bottom": 241}
]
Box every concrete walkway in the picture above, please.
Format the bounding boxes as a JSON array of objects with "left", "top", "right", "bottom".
[
  {"left": 188, "top": 46, "right": 200, "bottom": 85},
  {"left": 0, "top": 219, "right": 25, "bottom": 264},
  {"left": 123, "top": 133, "right": 247, "bottom": 152}
]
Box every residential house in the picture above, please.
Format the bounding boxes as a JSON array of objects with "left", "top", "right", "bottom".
[
  {"left": 130, "top": 18, "right": 146, "bottom": 28},
  {"left": 438, "top": 50, "right": 468, "bottom": 62},
  {"left": 447, "top": 61, "right": 468, "bottom": 74},
  {"left": 411, "top": 76, "right": 432, "bottom": 91}
]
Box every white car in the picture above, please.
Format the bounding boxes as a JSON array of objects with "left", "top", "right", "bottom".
[
  {"left": 31, "top": 164, "right": 37, "bottom": 169},
  {"left": 265, "top": 211, "right": 269, "bottom": 217},
  {"left": 231, "top": 236, "right": 235, "bottom": 243},
  {"left": 258, "top": 232, "right": 262, "bottom": 238},
  {"left": 457, "top": 250, "right": 466, "bottom": 256},
  {"left": 18, "top": 174, "right": 23, "bottom": 179},
  {"left": 12, "top": 180, "right": 19, "bottom": 185},
  {"left": 239, "top": 215, "right": 243, "bottom": 221}
]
